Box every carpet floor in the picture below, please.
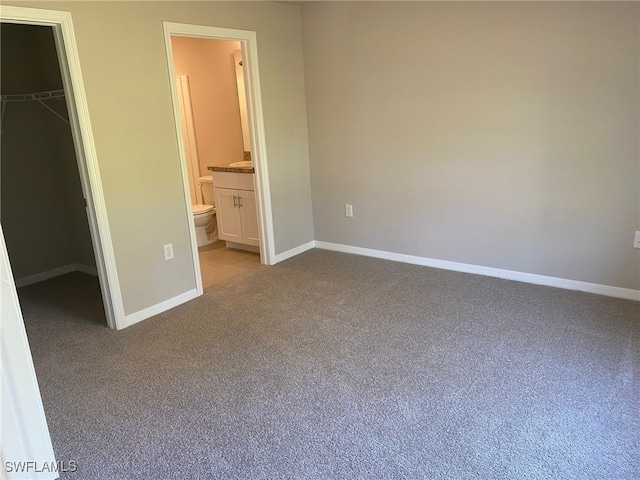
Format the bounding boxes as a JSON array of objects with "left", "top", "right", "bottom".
[{"left": 19, "top": 249, "right": 639, "bottom": 479}]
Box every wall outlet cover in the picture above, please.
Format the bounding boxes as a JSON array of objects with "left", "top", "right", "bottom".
[
  {"left": 164, "top": 243, "right": 174, "bottom": 260},
  {"left": 345, "top": 204, "right": 353, "bottom": 218}
]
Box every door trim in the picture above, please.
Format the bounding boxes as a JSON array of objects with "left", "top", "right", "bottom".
[
  {"left": 1, "top": 225, "right": 57, "bottom": 479},
  {"left": 0, "top": 5, "right": 124, "bottom": 329},
  {"left": 162, "top": 22, "right": 276, "bottom": 297}
]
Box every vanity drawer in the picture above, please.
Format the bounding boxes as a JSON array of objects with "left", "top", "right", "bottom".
[{"left": 210, "top": 171, "right": 255, "bottom": 191}]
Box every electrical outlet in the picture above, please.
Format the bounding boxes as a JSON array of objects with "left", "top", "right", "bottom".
[
  {"left": 634, "top": 231, "right": 640, "bottom": 249},
  {"left": 345, "top": 204, "right": 353, "bottom": 218},
  {"left": 164, "top": 243, "right": 174, "bottom": 260}
]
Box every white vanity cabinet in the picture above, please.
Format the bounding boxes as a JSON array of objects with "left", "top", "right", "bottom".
[{"left": 211, "top": 171, "right": 259, "bottom": 247}]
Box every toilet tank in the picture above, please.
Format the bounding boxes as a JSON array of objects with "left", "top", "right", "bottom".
[{"left": 199, "top": 176, "right": 214, "bottom": 205}]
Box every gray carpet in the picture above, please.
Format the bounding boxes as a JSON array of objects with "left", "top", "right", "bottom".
[{"left": 19, "top": 249, "right": 639, "bottom": 479}]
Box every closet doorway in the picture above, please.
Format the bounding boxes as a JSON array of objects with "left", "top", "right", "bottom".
[{"left": 0, "top": 20, "right": 117, "bottom": 328}]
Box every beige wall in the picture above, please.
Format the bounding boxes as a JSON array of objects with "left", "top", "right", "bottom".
[
  {"left": 5, "top": 1, "right": 314, "bottom": 315},
  {"left": 302, "top": 1, "right": 640, "bottom": 290},
  {"left": 171, "top": 37, "right": 244, "bottom": 174},
  {"left": 4, "top": 0, "right": 635, "bottom": 317},
  {"left": 1, "top": 23, "right": 95, "bottom": 280}
]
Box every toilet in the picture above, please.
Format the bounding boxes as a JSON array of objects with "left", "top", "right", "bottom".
[{"left": 192, "top": 175, "right": 218, "bottom": 247}]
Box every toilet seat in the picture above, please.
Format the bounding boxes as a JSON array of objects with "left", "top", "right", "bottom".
[{"left": 192, "top": 204, "right": 214, "bottom": 217}]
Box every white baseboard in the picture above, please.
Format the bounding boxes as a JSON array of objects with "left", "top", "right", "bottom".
[
  {"left": 274, "top": 241, "right": 315, "bottom": 263},
  {"left": 314, "top": 241, "right": 640, "bottom": 302},
  {"left": 119, "top": 288, "right": 199, "bottom": 330},
  {"left": 119, "top": 240, "right": 314, "bottom": 329},
  {"left": 15, "top": 263, "right": 98, "bottom": 288}
]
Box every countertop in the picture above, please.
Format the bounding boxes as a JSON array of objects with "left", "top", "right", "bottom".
[{"left": 208, "top": 164, "right": 255, "bottom": 174}]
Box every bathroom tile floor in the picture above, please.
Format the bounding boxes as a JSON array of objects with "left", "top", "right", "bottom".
[{"left": 198, "top": 240, "right": 261, "bottom": 290}]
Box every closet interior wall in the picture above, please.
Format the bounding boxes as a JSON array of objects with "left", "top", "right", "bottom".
[{"left": 0, "top": 23, "right": 95, "bottom": 282}]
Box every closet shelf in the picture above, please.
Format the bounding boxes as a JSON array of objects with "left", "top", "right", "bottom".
[
  {"left": 1, "top": 88, "right": 69, "bottom": 127},
  {"left": 1, "top": 89, "right": 66, "bottom": 102}
]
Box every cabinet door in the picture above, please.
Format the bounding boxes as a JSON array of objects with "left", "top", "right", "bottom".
[
  {"left": 214, "top": 187, "right": 242, "bottom": 243},
  {"left": 238, "top": 189, "right": 260, "bottom": 247}
]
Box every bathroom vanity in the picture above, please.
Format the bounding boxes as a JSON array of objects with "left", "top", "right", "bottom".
[{"left": 208, "top": 164, "right": 259, "bottom": 251}]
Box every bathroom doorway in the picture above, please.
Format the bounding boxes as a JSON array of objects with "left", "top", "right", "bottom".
[
  {"left": 173, "top": 59, "right": 260, "bottom": 289},
  {"left": 164, "top": 24, "right": 274, "bottom": 291}
]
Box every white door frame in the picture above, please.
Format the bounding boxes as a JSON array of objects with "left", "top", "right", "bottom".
[
  {"left": 1, "top": 225, "right": 57, "bottom": 480},
  {"left": 163, "top": 22, "right": 275, "bottom": 295},
  {"left": 0, "top": 6, "right": 124, "bottom": 329}
]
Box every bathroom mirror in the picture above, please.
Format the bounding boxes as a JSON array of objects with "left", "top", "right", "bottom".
[{"left": 233, "top": 50, "right": 251, "bottom": 158}]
